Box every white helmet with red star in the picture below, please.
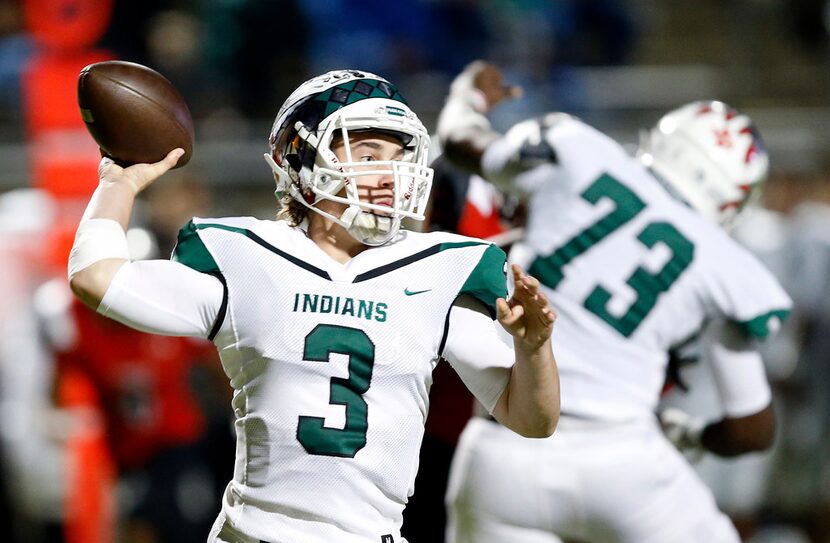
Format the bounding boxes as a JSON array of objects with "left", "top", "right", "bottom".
[{"left": 638, "top": 101, "right": 768, "bottom": 226}]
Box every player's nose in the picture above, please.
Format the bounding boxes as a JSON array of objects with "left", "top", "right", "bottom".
[{"left": 377, "top": 172, "right": 394, "bottom": 189}]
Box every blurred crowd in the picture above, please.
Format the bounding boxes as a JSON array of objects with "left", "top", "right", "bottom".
[
  {"left": 1, "top": 0, "right": 830, "bottom": 542},
  {"left": 0, "top": 174, "right": 235, "bottom": 543},
  {"left": 1, "top": 0, "right": 638, "bottom": 133}
]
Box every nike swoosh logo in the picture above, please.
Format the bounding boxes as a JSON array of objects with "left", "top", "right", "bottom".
[{"left": 404, "top": 288, "right": 432, "bottom": 296}]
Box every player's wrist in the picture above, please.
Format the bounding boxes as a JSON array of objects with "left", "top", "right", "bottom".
[
  {"left": 436, "top": 93, "right": 492, "bottom": 145},
  {"left": 448, "top": 87, "right": 489, "bottom": 113},
  {"left": 685, "top": 418, "right": 706, "bottom": 448},
  {"left": 513, "top": 335, "right": 552, "bottom": 358},
  {"left": 98, "top": 174, "right": 142, "bottom": 198},
  {"left": 448, "top": 60, "right": 490, "bottom": 111},
  {"left": 658, "top": 407, "right": 706, "bottom": 453}
]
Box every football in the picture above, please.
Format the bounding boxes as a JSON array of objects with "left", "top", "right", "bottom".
[{"left": 77, "top": 60, "right": 194, "bottom": 168}]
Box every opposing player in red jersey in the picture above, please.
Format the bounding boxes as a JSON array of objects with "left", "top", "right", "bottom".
[{"left": 42, "top": 279, "right": 230, "bottom": 543}]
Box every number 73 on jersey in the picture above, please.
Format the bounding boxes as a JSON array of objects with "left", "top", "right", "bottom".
[{"left": 529, "top": 173, "right": 694, "bottom": 337}]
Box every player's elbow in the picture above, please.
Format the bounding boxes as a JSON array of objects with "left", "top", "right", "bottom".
[
  {"left": 68, "top": 261, "right": 122, "bottom": 310},
  {"left": 527, "top": 412, "right": 559, "bottom": 438},
  {"left": 69, "top": 267, "right": 104, "bottom": 309},
  {"left": 493, "top": 391, "right": 559, "bottom": 438},
  {"left": 506, "top": 420, "right": 555, "bottom": 439},
  {"left": 507, "top": 403, "right": 560, "bottom": 438}
]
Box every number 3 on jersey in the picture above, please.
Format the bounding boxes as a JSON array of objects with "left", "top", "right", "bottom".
[
  {"left": 298, "top": 324, "right": 375, "bottom": 458},
  {"left": 530, "top": 173, "right": 694, "bottom": 337}
]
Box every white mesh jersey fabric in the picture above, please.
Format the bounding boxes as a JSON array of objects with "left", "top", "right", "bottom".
[
  {"left": 503, "top": 116, "right": 791, "bottom": 422},
  {"left": 175, "top": 217, "right": 506, "bottom": 543}
]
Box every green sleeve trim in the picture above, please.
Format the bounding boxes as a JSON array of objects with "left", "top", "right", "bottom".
[
  {"left": 438, "top": 241, "right": 487, "bottom": 251},
  {"left": 457, "top": 244, "right": 508, "bottom": 320},
  {"left": 738, "top": 309, "right": 791, "bottom": 339},
  {"left": 172, "top": 220, "right": 220, "bottom": 273}
]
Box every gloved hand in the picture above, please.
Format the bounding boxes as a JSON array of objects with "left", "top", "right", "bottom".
[
  {"left": 658, "top": 407, "right": 706, "bottom": 462},
  {"left": 437, "top": 61, "right": 522, "bottom": 145},
  {"left": 449, "top": 61, "right": 522, "bottom": 112}
]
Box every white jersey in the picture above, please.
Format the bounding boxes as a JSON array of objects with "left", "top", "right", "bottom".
[
  {"left": 499, "top": 116, "right": 791, "bottom": 421},
  {"left": 171, "top": 217, "right": 508, "bottom": 543}
]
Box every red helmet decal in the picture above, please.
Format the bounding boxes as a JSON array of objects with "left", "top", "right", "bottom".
[
  {"left": 713, "top": 128, "right": 733, "bottom": 148},
  {"left": 745, "top": 143, "right": 760, "bottom": 164}
]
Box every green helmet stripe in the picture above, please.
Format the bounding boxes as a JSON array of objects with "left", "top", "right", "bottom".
[{"left": 314, "top": 79, "right": 408, "bottom": 119}]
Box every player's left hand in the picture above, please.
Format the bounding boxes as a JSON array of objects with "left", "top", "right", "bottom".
[{"left": 497, "top": 264, "right": 556, "bottom": 350}]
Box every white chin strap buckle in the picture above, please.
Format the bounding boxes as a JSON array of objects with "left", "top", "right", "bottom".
[
  {"left": 339, "top": 205, "right": 362, "bottom": 227},
  {"left": 340, "top": 206, "right": 398, "bottom": 246}
]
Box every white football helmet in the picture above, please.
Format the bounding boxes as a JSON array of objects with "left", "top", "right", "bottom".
[
  {"left": 264, "top": 69, "right": 433, "bottom": 246},
  {"left": 638, "top": 100, "right": 768, "bottom": 226}
]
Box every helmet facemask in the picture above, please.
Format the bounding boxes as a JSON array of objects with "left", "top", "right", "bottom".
[{"left": 265, "top": 71, "right": 434, "bottom": 246}]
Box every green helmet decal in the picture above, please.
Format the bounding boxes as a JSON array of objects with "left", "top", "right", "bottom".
[{"left": 314, "top": 79, "right": 408, "bottom": 118}]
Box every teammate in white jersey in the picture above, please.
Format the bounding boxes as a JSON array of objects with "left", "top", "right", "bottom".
[
  {"left": 437, "top": 61, "right": 791, "bottom": 543},
  {"left": 66, "top": 69, "right": 560, "bottom": 543}
]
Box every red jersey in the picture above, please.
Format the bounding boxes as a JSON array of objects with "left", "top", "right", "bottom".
[{"left": 56, "top": 299, "right": 217, "bottom": 469}]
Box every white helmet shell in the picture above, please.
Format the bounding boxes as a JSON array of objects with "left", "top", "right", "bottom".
[
  {"left": 638, "top": 101, "right": 768, "bottom": 226},
  {"left": 264, "top": 69, "right": 433, "bottom": 245}
]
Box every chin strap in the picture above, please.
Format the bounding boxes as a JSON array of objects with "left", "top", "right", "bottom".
[
  {"left": 338, "top": 205, "right": 361, "bottom": 227},
  {"left": 348, "top": 211, "right": 399, "bottom": 246}
]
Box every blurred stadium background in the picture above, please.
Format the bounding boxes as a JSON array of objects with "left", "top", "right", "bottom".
[{"left": 2, "top": 1, "right": 830, "bottom": 542}]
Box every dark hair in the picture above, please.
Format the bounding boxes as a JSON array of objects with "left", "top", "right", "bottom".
[{"left": 276, "top": 194, "right": 308, "bottom": 226}]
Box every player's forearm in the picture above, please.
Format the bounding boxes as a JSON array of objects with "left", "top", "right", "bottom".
[
  {"left": 80, "top": 177, "right": 140, "bottom": 229},
  {"left": 701, "top": 403, "right": 775, "bottom": 457},
  {"left": 436, "top": 81, "right": 498, "bottom": 178},
  {"left": 702, "top": 330, "right": 776, "bottom": 456},
  {"left": 438, "top": 102, "right": 543, "bottom": 197},
  {"left": 436, "top": 86, "right": 496, "bottom": 176},
  {"left": 441, "top": 132, "right": 500, "bottom": 179},
  {"left": 497, "top": 338, "right": 560, "bottom": 438},
  {"left": 68, "top": 181, "right": 137, "bottom": 308}
]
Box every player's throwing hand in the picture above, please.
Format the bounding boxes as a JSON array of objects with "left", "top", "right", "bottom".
[{"left": 98, "top": 148, "right": 185, "bottom": 196}]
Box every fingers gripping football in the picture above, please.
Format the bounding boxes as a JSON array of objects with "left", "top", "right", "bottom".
[
  {"left": 497, "top": 264, "right": 556, "bottom": 348},
  {"left": 98, "top": 148, "right": 185, "bottom": 195}
]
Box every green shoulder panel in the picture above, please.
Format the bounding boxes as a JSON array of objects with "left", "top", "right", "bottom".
[
  {"left": 455, "top": 243, "right": 508, "bottom": 320},
  {"left": 172, "top": 220, "right": 220, "bottom": 273},
  {"left": 737, "top": 309, "right": 791, "bottom": 340}
]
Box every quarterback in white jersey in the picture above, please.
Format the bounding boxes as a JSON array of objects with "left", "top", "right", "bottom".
[
  {"left": 437, "top": 61, "right": 791, "bottom": 543},
  {"left": 67, "top": 69, "right": 560, "bottom": 543}
]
